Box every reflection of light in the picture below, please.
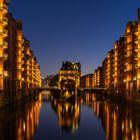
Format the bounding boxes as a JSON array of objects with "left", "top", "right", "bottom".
[
  {"left": 4, "top": 71, "right": 8, "bottom": 78},
  {"left": 133, "top": 77, "right": 136, "bottom": 81},
  {"left": 66, "top": 105, "right": 68, "bottom": 112},
  {"left": 71, "top": 106, "right": 74, "bottom": 112},
  {"left": 132, "top": 133, "right": 135, "bottom": 140},
  {"left": 116, "top": 106, "right": 118, "bottom": 111},
  {"left": 30, "top": 113, "right": 33, "bottom": 119},
  {"left": 113, "top": 111, "right": 116, "bottom": 121},
  {"left": 122, "top": 121, "right": 124, "bottom": 131},
  {"left": 23, "top": 122, "right": 26, "bottom": 132},
  {"left": 130, "top": 119, "right": 133, "bottom": 130},
  {"left": 54, "top": 100, "right": 57, "bottom": 106},
  {"left": 39, "top": 93, "right": 42, "bottom": 102},
  {"left": 72, "top": 123, "right": 78, "bottom": 132}
]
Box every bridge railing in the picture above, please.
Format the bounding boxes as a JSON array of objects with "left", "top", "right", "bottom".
[
  {"left": 79, "top": 87, "right": 107, "bottom": 91},
  {"left": 35, "top": 87, "right": 60, "bottom": 91}
]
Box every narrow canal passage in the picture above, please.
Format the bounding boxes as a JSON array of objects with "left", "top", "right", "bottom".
[{"left": 0, "top": 92, "right": 140, "bottom": 140}]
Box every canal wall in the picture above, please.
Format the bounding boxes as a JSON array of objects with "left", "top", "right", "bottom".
[
  {"left": 103, "top": 91, "right": 140, "bottom": 109},
  {"left": 0, "top": 91, "right": 39, "bottom": 109}
]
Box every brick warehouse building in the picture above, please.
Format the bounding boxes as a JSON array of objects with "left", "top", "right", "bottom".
[{"left": 0, "top": 0, "right": 42, "bottom": 97}]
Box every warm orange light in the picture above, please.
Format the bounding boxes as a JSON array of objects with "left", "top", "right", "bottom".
[{"left": 3, "top": 71, "right": 8, "bottom": 78}]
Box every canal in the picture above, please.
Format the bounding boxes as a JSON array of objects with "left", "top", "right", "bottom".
[{"left": 0, "top": 91, "right": 140, "bottom": 140}]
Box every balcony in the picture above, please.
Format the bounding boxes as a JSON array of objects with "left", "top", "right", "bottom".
[
  {"left": 3, "top": 41, "right": 8, "bottom": 49},
  {"left": 3, "top": 29, "right": 8, "bottom": 36},
  {"left": 16, "top": 58, "right": 22, "bottom": 64},
  {"left": 0, "top": 52, "right": 3, "bottom": 58},
  {"left": 0, "top": 9, "right": 3, "bottom": 15},
  {"left": 134, "top": 52, "right": 138, "bottom": 58},
  {"left": 0, "top": 31, "right": 7, "bottom": 38},
  {"left": 3, "top": 53, "right": 8, "bottom": 61},
  {"left": 16, "top": 40, "right": 22, "bottom": 46},
  {"left": 134, "top": 45, "right": 138, "bottom": 50},
  {"left": 125, "top": 54, "right": 132, "bottom": 58},
  {"left": 0, "top": 4, "right": 8, "bottom": 14},
  {"left": 0, "top": 41, "right": 8, "bottom": 49},
  {"left": 0, "top": 32, "right": 3, "bottom": 38},
  {"left": 134, "top": 36, "right": 138, "bottom": 42},
  {"left": 3, "top": 71, "right": 9, "bottom": 78},
  {"left": 3, "top": 4, "right": 8, "bottom": 11},
  {"left": 22, "top": 54, "right": 24, "bottom": 57},
  {"left": 3, "top": 17, "right": 8, "bottom": 26},
  {"left": 21, "top": 47, "right": 24, "bottom": 51}
]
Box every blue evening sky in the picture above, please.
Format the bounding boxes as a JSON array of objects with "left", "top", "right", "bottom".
[{"left": 9, "top": 0, "right": 140, "bottom": 77}]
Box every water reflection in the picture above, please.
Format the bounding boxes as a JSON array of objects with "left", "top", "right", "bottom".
[
  {"left": 0, "top": 96, "right": 42, "bottom": 140},
  {"left": 82, "top": 92, "right": 140, "bottom": 140},
  {"left": 51, "top": 98, "right": 81, "bottom": 133},
  {"left": 16, "top": 101, "right": 41, "bottom": 140},
  {"left": 0, "top": 91, "right": 140, "bottom": 140}
]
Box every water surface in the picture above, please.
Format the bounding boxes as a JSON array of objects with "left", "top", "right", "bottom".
[{"left": 0, "top": 92, "right": 140, "bottom": 140}]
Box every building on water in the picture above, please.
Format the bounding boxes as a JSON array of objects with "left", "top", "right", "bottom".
[{"left": 58, "top": 61, "right": 81, "bottom": 98}]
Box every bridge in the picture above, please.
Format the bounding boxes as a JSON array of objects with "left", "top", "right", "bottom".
[
  {"left": 35, "top": 86, "right": 107, "bottom": 101},
  {"left": 79, "top": 87, "right": 107, "bottom": 91},
  {"left": 35, "top": 86, "right": 107, "bottom": 92},
  {"left": 34, "top": 87, "right": 60, "bottom": 92}
]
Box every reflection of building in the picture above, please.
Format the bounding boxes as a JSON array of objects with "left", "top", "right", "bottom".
[
  {"left": 0, "top": 98, "right": 42, "bottom": 140},
  {"left": 51, "top": 99, "right": 81, "bottom": 133},
  {"left": 0, "top": 1, "right": 42, "bottom": 95},
  {"left": 82, "top": 92, "right": 140, "bottom": 140},
  {"left": 16, "top": 101, "right": 41, "bottom": 140},
  {"left": 58, "top": 61, "right": 81, "bottom": 92},
  {"left": 97, "top": 100, "right": 140, "bottom": 140}
]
